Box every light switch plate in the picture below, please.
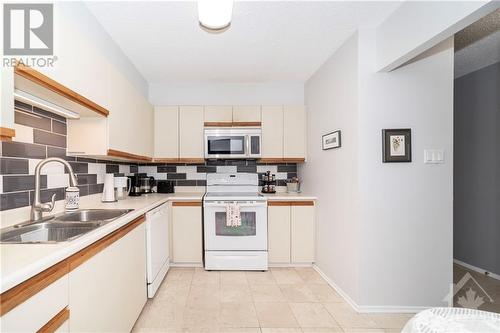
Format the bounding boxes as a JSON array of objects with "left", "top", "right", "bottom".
[{"left": 424, "top": 149, "right": 445, "bottom": 164}]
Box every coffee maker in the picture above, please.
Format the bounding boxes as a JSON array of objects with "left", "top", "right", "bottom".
[{"left": 128, "top": 175, "right": 142, "bottom": 196}]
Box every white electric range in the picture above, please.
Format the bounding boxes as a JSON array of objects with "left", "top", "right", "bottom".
[{"left": 203, "top": 173, "right": 268, "bottom": 271}]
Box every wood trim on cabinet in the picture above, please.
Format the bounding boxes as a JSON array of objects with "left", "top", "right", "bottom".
[
  {"left": 37, "top": 307, "right": 69, "bottom": 333},
  {"left": 282, "top": 158, "right": 306, "bottom": 163},
  {"left": 267, "top": 201, "right": 292, "bottom": 206},
  {"left": 232, "top": 122, "right": 262, "bottom": 127},
  {"left": 0, "top": 215, "right": 145, "bottom": 315},
  {"left": 268, "top": 200, "right": 315, "bottom": 207},
  {"left": 290, "top": 201, "right": 315, "bottom": 206},
  {"left": 153, "top": 158, "right": 182, "bottom": 163},
  {"left": 107, "top": 149, "right": 152, "bottom": 162},
  {"left": 172, "top": 201, "right": 202, "bottom": 207},
  {"left": 204, "top": 122, "right": 262, "bottom": 127},
  {"left": 177, "top": 158, "right": 205, "bottom": 164},
  {"left": 14, "top": 64, "right": 109, "bottom": 117},
  {"left": 204, "top": 122, "right": 233, "bottom": 127},
  {"left": 0, "top": 127, "right": 16, "bottom": 141},
  {"left": 0, "top": 260, "right": 69, "bottom": 316},
  {"left": 68, "top": 215, "right": 145, "bottom": 271}
]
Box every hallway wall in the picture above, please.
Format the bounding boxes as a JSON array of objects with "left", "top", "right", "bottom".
[{"left": 454, "top": 61, "right": 500, "bottom": 276}]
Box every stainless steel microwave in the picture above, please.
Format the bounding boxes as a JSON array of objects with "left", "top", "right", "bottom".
[{"left": 204, "top": 128, "right": 261, "bottom": 159}]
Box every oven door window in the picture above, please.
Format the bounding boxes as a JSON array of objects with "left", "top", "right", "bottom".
[
  {"left": 215, "top": 212, "right": 256, "bottom": 236},
  {"left": 207, "top": 136, "right": 245, "bottom": 155}
]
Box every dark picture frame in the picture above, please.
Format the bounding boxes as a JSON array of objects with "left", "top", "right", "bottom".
[
  {"left": 382, "top": 128, "right": 411, "bottom": 163},
  {"left": 322, "top": 130, "right": 341, "bottom": 150}
]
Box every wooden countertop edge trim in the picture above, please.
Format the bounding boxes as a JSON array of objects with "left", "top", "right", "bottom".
[
  {"left": 107, "top": 149, "right": 152, "bottom": 162},
  {"left": 204, "top": 122, "right": 262, "bottom": 127},
  {"left": 0, "top": 259, "right": 69, "bottom": 316},
  {"left": 0, "top": 215, "right": 145, "bottom": 316},
  {"left": 14, "top": 64, "right": 109, "bottom": 117},
  {"left": 268, "top": 200, "right": 315, "bottom": 206},
  {"left": 172, "top": 201, "right": 202, "bottom": 207},
  {"left": 37, "top": 307, "right": 69, "bottom": 333},
  {"left": 0, "top": 127, "right": 16, "bottom": 141}
]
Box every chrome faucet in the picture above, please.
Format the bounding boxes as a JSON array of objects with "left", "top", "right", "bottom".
[{"left": 31, "top": 157, "right": 78, "bottom": 221}]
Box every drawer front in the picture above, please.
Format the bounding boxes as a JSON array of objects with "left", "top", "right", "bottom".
[{"left": 1, "top": 275, "right": 69, "bottom": 333}]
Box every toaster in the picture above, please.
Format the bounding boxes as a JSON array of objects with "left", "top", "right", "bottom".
[{"left": 156, "top": 180, "right": 174, "bottom": 193}]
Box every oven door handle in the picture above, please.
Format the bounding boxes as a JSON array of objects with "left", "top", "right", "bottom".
[{"left": 204, "top": 201, "right": 267, "bottom": 207}]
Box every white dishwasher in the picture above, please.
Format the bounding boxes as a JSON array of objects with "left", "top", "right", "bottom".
[{"left": 146, "top": 202, "right": 169, "bottom": 298}]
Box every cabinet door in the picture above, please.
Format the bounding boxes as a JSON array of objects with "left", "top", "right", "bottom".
[
  {"left": 284, "top": 106, "right": 306, "bottom": 159},
  {"left": 291, "top": 205, "right": 315, "bottom": 263},
  {"left": 268, "top": 206, "right": 291, "bottom": 263},
  {"left": 233, "top": 106, "right": 261, "bottom": 123},
  {"left": 154, "top": 106, "right": 179, "bottom": 158},
  {"left": 172, "top": 206, "right": 203, "bottom": 263},
  {"left": 0, "top": 275, "right": 68, "bottom": 333},
  {"left": 69, "top": 224, "right": 147, "bottom": 332},
  {"left": 204, "top": 106, "right": 233, "bottom": 123},
  {"left": 261, "top": 106, "right": 284, "bottom": 159},
  {"left": 179, "top": 106, "right": 204, "bottom": 159}
]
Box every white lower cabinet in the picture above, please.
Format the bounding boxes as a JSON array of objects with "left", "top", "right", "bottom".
[
  {"left": 268, "top": 206, "right": 291, "bottom": 263},
  {"left": 68, "top": 223, "right": 147, "bottom": 332},
  {"left": 171, "top": 204, "right": 203, "bottom": 264},
  {"left": 268, "top": 202, "right": 315, "bottom": 265},
  {"left": 291, "top": 205, "right": 315, "bottom": 263},
  {"left": 0, "top": 275, "right": 69, "bottom": 333}
]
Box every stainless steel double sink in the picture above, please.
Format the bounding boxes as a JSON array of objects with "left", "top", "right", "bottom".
[{"left": 0, "top": 209, "right": 133, "bottom": 244}]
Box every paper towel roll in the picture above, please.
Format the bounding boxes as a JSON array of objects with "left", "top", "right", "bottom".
[{"left": 102, "top": 173, "right": 116, "bottom": 202}]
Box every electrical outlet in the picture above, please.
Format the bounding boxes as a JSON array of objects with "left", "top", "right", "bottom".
[{"left": 424, "top": 149, "right": 445, "bottom": 164}]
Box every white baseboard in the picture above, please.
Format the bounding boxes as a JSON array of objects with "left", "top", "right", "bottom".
[
  {"left": 313, "top": 264, "right": 427, "bottom": 314},
  {"left": 454, "top": 259, "right": 500, "bottom": 281}
]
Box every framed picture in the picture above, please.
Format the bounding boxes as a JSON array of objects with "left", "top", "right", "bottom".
[
  {"left": 382, "top": 129, "right": 411, "bottom": 162},
  {"left": 322, "top": 130, "right": 341, "bottom": 150}
]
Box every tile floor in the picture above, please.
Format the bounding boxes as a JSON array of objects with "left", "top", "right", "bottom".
[
  {"left": 133, "top": 267, "right": 413, "bottom": 333},
  {"left": 453, "top": 263, "right": 500, "bottom": 313}
]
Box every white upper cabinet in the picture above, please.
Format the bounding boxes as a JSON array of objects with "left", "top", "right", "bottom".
[
  {"left": 283, "top": 106, "right": 306, "bottom": 160},
  {"left": 154, "top": 106, "right": 179, "bottom": 159},
  {"left": 233, "top": 106, "right": 262, "bottom": 123},
  {"left": 179, "top": 106, "right": 204, "bottom": 159},
  {"left": 204, "top": 106, "right": 233, "bottom": 123},
  {"left": 261, "top": 106, "right": 284, "bottom": 159}
]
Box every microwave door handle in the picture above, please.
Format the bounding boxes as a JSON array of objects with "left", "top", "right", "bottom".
[{"left": 245, "top": 135, "right": 250, "bottom": 157}]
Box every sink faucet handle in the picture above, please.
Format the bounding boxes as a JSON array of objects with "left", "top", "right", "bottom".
[{"left": 40, "top": 193, "right": 57, "bottom": 212}]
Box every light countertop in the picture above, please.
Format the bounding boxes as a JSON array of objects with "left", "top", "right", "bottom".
[
  {"left": 0, "top": 191, "right": 316, "bottom": 293},
  {"left": 0, "top": 192, "right": 203, "bottom": 293},
  {"left": 261, "top": 192, "right": 317, "bottom": 201}
]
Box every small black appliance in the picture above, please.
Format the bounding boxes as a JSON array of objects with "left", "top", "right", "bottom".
[
  {"left": 157, "top": 180, "right": 174, "bottom": 193},
  {"left": 128, "top": 175, "right": 142, "bottom": 196}
]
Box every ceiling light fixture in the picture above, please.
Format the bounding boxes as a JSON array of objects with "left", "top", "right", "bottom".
[
  {"left": 14, "top": 89, "right": 80, "bottom": 119},
  {"left": 198, "top": 0, "right": 233, "bottom": 31}
]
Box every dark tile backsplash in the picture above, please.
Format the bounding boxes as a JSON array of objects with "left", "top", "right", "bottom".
[
  {"left": 0, "top": 158, "right": 29, "bottom": 174},
  {"left": 52, "top": 120, "right": 67, "bottom": 135},
  {"left": 15, "top": 110, "right": 52, "bottom": 131},
  {"left": 33, "top": 129, "right": 67, "bottom": 148},
  {"left": 1, "top": 141, "right": 47, "bottom": 159},
  {"left": 0, "top": 100, "right": 299, "bottom": 211}
]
